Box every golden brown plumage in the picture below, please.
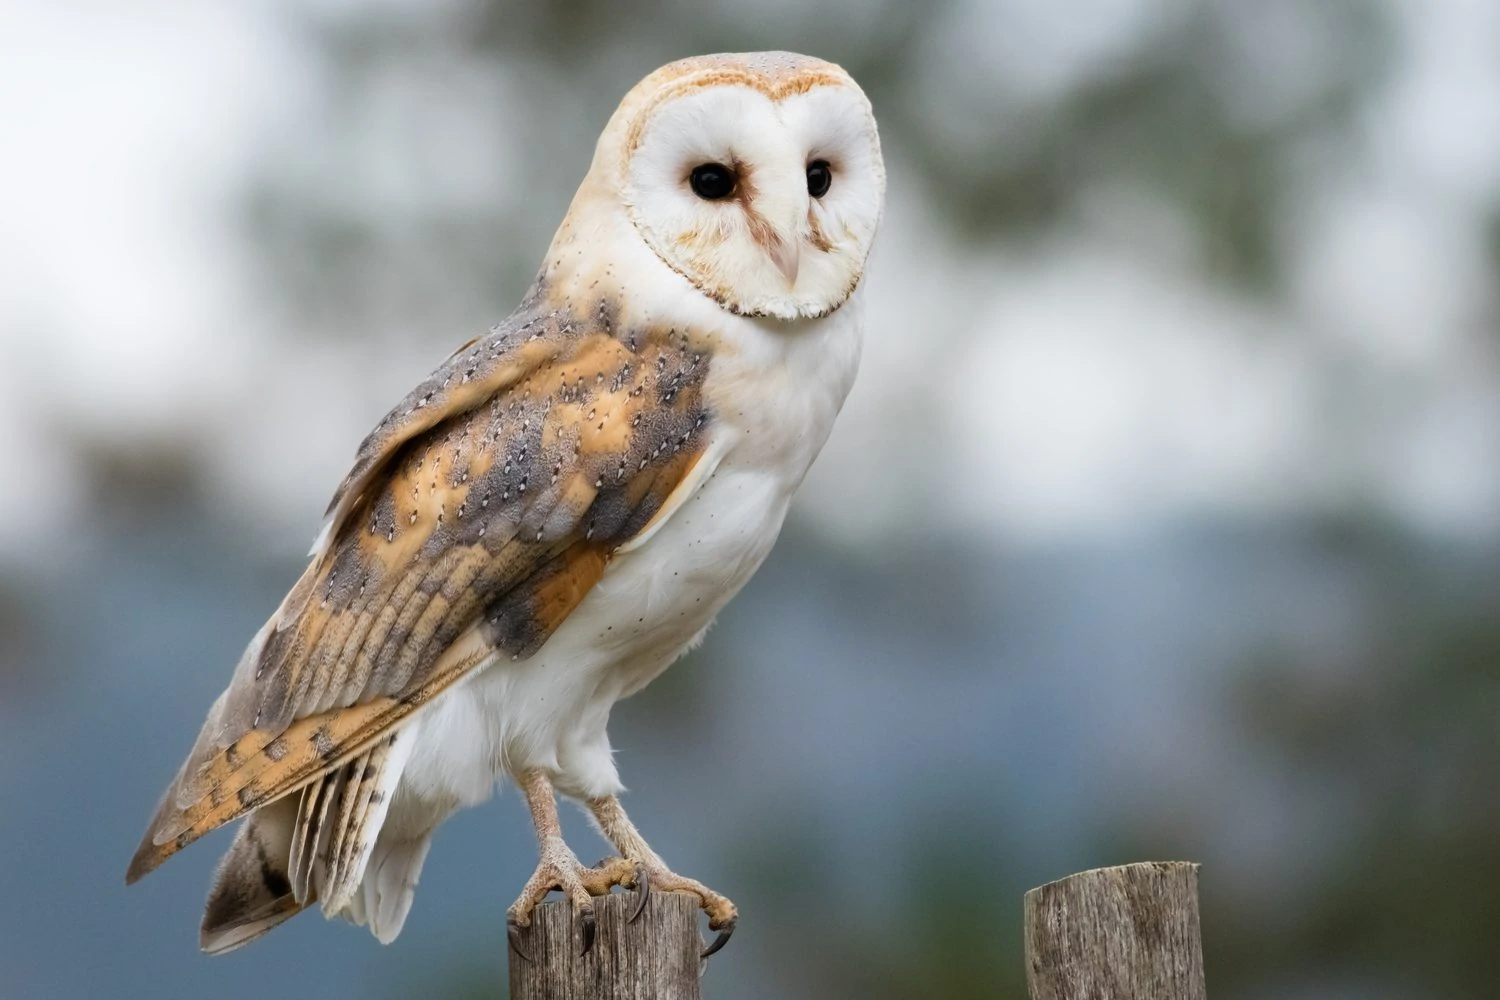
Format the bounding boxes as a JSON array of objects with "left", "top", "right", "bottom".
[{"left": 127, "top": 290, "right": 713, "bottom": 884}]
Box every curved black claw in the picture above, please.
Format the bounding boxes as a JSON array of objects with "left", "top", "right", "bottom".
[
  {"left": 579, "top": 906, "right": 597, "bottom": 957},
  {"left": 507, "top": 916, "right": 532, "bottom": 963},
  {"left": 701, "top": 918, "right": 735, "bottom": 959},
  {"left": 628, "top": 864, "right": 651, "bottom": 923}
]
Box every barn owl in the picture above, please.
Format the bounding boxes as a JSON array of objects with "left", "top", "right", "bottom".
[{"left": 126, "top": 51, "right": 884, "bottom": 961}]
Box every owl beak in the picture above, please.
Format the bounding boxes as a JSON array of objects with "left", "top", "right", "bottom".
[{"left": 768, "top": 236, "right": 800, "bottom": 287}]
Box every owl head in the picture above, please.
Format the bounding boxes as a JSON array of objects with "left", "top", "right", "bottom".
[{"left": 581, "top": 52, "right": 885, "bottom": 321}]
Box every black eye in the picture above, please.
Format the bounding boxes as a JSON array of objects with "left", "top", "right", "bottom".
[
  {"left": 806, "top": 159, "right": 832, "bottom": 198},
  {"left": 689, "top": 163, "right": 736, "bottom": 200}
]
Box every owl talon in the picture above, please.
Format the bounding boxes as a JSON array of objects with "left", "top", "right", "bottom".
[
  {"left": 579, "top": 906, "right": 597, "bottom": 956},
  {"left": 702, "top": 918, "right": 735, "bottom": 959},
  {"left": 628, "top": 864, "right": 651, "bottom": 923},
  {"left": 507, "top": 915, "right": 532, "bottom": 963}
]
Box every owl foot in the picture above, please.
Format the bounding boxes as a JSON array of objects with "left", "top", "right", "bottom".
[
  {"left": 629, "top": 861, "right": 738, "bottom": 957},
  {"left": 506, "top": 849, "right": 638, "bottom": 960},
  {"left": 509, "top": 769, "right": 642, "bottom": 961},
  {"left": 585, "top": 794, "right": 738, "bottom": 957}
]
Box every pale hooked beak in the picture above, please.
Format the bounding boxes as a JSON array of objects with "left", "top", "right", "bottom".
[{"left": 768, "top": 235, "right": 800, "bottom": 287}]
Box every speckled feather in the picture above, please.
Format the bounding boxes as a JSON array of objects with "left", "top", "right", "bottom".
[{"left": 126, "top": 296, "right": 714, "bottom": 882}]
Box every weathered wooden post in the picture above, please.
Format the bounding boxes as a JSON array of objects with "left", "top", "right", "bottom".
[
  {"left": 508, "top": 891, "right": 703, "bottom": 1000},
  {"left": 1024, "top": 861, "right": 1206, "bottom": 1000}
]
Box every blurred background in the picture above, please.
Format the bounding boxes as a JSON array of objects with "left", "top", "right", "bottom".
[{"left": 3, "top": 1, "right": 1499, "bottom": 997}]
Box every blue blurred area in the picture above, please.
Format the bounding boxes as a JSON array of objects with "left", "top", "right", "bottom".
[{"left": 7, "top": 503, "right": 1496, "bottom": 997}]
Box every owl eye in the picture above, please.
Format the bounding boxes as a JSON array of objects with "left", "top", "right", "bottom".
[
  {"left": 806, "top": 159, "right": 832, "bottom": 198},
  {"left": 689, "top": 163, "right": 737, "bottom": 200}
]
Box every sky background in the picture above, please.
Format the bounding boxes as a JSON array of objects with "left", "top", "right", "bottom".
[{"left": 3, "top": 1, "right": 1500, "bottom": 997}]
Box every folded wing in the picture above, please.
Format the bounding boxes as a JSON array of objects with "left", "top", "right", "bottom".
[{"left": 128, "top": 304, "right": 715, "bottom": 882}]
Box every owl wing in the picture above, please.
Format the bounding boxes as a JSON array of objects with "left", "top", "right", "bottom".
[{"left": 127, "top": 304, "right": 720, "bottom": 883}]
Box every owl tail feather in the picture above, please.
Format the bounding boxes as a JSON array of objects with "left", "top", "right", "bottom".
[
  {"left": 200, "top": 796, "right": 306, "bottom": 955},
  {"left": 198, "top": 728, "right": 416, "bottom": 954}
]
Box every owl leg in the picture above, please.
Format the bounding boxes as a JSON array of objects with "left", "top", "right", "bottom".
[
  {"left": 506, "top": 769, "right": 637, "bottom": 960},
  {"left": 587, "top": 794, "right": 738, "bottom": 958}
]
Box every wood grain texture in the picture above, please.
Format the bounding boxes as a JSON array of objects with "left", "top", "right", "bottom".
[
  {"left": 1024, "top": 861, "right": 1206, "bottom": 1000},
  {"left": 509, "top": 891, "right": 703, "bottom": 1000}
]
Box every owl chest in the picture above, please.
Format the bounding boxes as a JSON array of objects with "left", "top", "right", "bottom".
[
  {"left": 581, "top": 449, "right": 799, "bottom": 688},
  {"left": 578, "top": 332, "right": 858, "bottom": 686}
]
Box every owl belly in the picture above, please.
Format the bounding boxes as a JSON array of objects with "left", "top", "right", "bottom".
[{"left": 393, "top": 457, "right": 795, "bottom": 812}]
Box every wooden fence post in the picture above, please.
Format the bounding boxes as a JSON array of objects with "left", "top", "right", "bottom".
[
  {"left": 1024, "top": 861, "right": 1206, "bottom": 1000},
  {"left": 508, "top": 890, "right": 703, "bottom": 1000}
]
